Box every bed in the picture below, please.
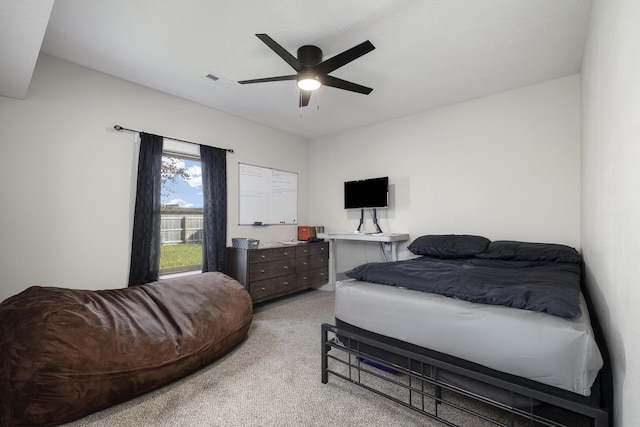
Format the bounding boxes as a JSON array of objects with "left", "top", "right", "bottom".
[{"left": 321, "top": 235, "right": 613, "bottom": 426}]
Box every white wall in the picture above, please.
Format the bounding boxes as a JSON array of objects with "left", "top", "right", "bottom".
[
  {"left": 0, "top": 54, "right": 308, "bottom": 302},
  {"left": 581, "top": 0, "right": 640, "bottom": 425},
  {"left": 309, "top": 76, "right": 581, "bottom": 271}
]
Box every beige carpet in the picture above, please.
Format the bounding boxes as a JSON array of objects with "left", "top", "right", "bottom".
[{"left": 65, "top": 289, "right": 587, "bottom": 427}]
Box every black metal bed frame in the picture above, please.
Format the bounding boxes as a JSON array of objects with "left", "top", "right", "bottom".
[{"left": 321, "top": 321, "right": 610, "bottom": 426}]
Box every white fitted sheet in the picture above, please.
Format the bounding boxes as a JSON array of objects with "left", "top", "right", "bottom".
[{"left": 335, "top": 279, "right": 603, "bottom": 396}]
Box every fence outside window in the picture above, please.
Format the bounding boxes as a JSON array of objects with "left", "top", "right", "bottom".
[{"left": 160, "top": 208, "right": 203, "bottom": 245}]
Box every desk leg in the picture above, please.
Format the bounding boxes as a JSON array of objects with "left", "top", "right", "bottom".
[
  {"left": 391, "top": 242, "right": 399, "bottom": 261},
  {"left": 327, "top": 238, "right": 337, "bottom": 289}
]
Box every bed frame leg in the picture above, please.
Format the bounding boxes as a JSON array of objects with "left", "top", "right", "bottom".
[{"left": 321, "top": 324, "right": 328, "bottom": 384}]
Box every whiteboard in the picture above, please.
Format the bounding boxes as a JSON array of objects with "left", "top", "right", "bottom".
[{"left": 238, "top": 163, "right": 298, "bottom": 225}]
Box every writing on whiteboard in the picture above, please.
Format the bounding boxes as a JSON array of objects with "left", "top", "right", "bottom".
[{"left": 238, "top": 163, "right": 297, "bottom": 225}]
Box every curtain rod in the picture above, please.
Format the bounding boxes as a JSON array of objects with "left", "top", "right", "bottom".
[{"left": 113, "top": 125, "right": 234, "bottom": 153}]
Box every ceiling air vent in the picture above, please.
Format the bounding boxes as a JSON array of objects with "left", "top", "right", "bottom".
[{"left": 205, "top": 72, "right": 234, "bottom": 88}]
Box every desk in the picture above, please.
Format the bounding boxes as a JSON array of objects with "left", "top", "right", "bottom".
[{"left": 317, "top": 232, "right": 410, "bottom": 289}]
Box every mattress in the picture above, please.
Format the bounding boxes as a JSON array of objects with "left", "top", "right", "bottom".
[{"left": 335, "top": 279, "right": 603, "bottom": 396}]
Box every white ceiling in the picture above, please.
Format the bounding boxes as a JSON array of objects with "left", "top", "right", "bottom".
[
  {"left": 2, "top": 0, "right": 592, "bottom": 139},
  {"left": 0, "top": 0, "right": 54, "bottom": 99}
]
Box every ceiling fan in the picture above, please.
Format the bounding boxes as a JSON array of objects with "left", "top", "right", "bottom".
[{"left": 238, "top": 34, "right": 375, "bottom": 107}]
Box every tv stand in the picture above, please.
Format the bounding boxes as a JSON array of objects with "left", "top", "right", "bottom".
[
  {"left": 317, "top": 232, "right": 410, "bottom": 290},
  {"left": 354, "top": 208, "right": 383, "bottom": 234},
  {"left": 355, "top": 209, "right": 364, "bottom": 232}
]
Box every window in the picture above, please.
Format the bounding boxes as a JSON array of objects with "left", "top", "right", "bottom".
[{"left": 160, "top": 153, "right": 203, "bottom": 275}]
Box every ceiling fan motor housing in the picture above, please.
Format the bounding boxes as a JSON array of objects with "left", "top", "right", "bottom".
[{"left": 297, "top": 45, "right": 322, "bottom": 67}]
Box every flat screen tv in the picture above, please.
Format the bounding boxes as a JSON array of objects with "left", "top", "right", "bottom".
[{"left": 344, "top": 176, "right": 389, "bottom": 209}]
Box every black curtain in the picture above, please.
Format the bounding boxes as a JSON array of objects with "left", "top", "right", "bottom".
[
  {"left": 200, "top": 145, "right": 227, "bottom": 273},
  {"left": 128, "top": 133, "right": 163, "bottom": 286}
]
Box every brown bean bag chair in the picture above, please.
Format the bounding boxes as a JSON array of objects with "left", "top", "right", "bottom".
[{"left": 0, "top": 272, "right": 253, "bottom": 426}]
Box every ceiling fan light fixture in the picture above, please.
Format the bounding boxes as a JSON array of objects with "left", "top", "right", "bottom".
[{"left": 297, "top": 72, "right": 321, "bottom": 91}]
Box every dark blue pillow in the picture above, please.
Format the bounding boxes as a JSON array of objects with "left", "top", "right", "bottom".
[
  {"left": 476, "top": 241, "right": 581, "bottom": 264},
  {"left": 407, "top": 235, "right": 490, "bottom": 258}
]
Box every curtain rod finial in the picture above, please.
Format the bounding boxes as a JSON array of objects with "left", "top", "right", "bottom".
[{"left": 114, "top": 125, "right": 122, "bottom": 131}]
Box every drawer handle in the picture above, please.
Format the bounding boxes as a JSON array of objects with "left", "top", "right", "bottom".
[
  {"left": 320, "top": 272, "right": 326, "bottom": 276},
  {"left": 303, "top": 262, "right": 308, "bottom": 266},
  {"left": 283, "top": 252, "right": 288, "bottom": 256},
  {"left": 303, "top": 249, "right": 308, "bottom": 253},
  {"left": 302, "top": 276, "right": 307, "bottom": 280},
  {"left": 260, "top": 287, "right": 266, "bottom": 291},
  {"left": 260, "top": 269, "right": 265, "bottom": 273},
  {"left": 283, "top": 266, "right": 288, "bottom": 270},
  {"left": 260, "top": 255, "right": 266, "bottom": 259},
  {"left": 283, "top": 282, "right": 289, "bottom": 286}
]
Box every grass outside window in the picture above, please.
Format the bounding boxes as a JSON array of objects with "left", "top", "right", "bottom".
[{"left": 160, "top": 243, "right": 202, "bottom": 273}]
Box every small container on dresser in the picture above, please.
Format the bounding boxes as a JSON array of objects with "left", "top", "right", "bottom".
[{"left": 227, "top": 242, "right": 329, "bottom": 303}]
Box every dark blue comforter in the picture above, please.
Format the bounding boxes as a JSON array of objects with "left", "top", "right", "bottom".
[{"left": 345, "top": 257, "right": 582, "bottom": 318}]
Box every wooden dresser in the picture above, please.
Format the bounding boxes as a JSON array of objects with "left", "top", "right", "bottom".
[{"left": 227, "top": 242, "right": 329, "bottom": 303}]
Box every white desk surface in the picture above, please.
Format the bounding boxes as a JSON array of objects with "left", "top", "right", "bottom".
[{"left": 318, "top": 232, "right": 409, "bottom": 242}]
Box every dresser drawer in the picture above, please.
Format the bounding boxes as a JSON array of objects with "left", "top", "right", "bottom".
[
  {"left": 249, "top": 258, "right": 295, "bottom": 281},
  {"left": 248, "top": 247, "right": 295, "bottom": 264},
  {"left": 249, "top": 273, "right": 297, "bottom": 301},
  {"left": 295, "top": 242, "right": 328, "bottom": 257},
  {"left": 296, "top": 267, "right": 328, "bottom": 287},
  {"left": 296, "top": 254, "right": 328, "bottom": 271}
]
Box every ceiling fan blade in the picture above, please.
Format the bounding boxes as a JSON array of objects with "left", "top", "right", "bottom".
[
  {"left": 315, "top": 40, "right": 375, "bottom": 75},
  {"left": 238, "top": 75, "right": 296, "bottom": 84},
  {"left": 322, "top": 75, "right": 373, "bottom": 95},
  {"left": 255, "top": 34, "right": 302, "bottom": 72},
  {"left": 299, "top": 90, "right": 312, "bottom": 107}
]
